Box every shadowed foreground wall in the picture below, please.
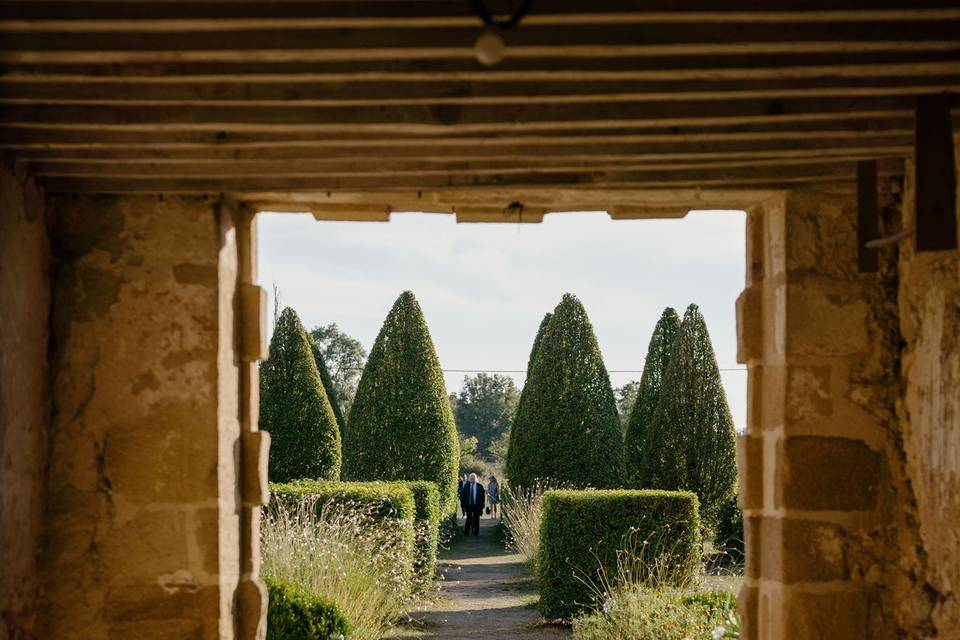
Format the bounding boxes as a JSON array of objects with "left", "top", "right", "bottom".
[
  {"left": 738, "top": 139, "right": 960, "bottom": 639},
  {"left": 897, "top": 147, "right": 960, "bottom": 636},
  {"left": 42, "top": 194, "right": 243, "bottom": 639},
  {"left": 0, "top": 164, "right": 49, "bottom": 638}
]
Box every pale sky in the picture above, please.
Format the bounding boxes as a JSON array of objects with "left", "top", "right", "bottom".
[{"left": 257, "top": 210, "right": 748, "bottom": 431}]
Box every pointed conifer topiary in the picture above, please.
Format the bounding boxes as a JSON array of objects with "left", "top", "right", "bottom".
[
  {"left": 507, "top": 295, "right": 623, "bottom": 489},
  {"left": 641, "top": 304, "right": 738, "bottom": 526},
  {"left": 260, "top": 307, "right": 342, "bottom": 482},
  {"left": 343, "top": 291, "right": 460, "bottom": 515},
  {"left": 309, "top": 338, "right": 348, "bottom": 445},
  {"left": 505, "top": 312, "right": 552, "bottom": 488},
  {"left": 625, "top": 307, "right": 681, "bottom": 487}
]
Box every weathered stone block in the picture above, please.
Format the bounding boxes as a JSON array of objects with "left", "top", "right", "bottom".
[
  {"left": 759, "top": 517, "right": 850, "bottom": 583},
  {"left": 736, "top": 285, "right": 764, "bottom": 363},
  {"left": 785, "top": 365, "right": 833, "bottom": 429},
  {"left": 784, "top": 283, "right": 870, "bottom": 357},
  {"left": 775, "top": 436, "right": 884, "bottom": 511},
  {"left": 737, "top": 434, "right": 763, "bottom": 510},
  {"left": 782, "top": 591, "right": 869, "bottom": 640}
]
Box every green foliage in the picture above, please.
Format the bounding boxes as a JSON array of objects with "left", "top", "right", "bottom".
[
  {"left": 507, "top": 295, "right": 624, "bottom": 489},
  {"left": 505, "top": 312, "right": 552, "bottom": 488},
  {"left": 459, "top": 454, "right": 492, "bottom": 478},
  {"left": 261, "top": 489, "right": 417, "bottom": 639},
  {"left": 271, "top": 479, "right": 415, "bottom": 534},
  {"left": 488, "top": 431, "right": 510, "bottom": 467},
  {"left": 537, "top": 489, "right": 702, "bottom": 620},
  {"left": 714, "top": 494, "right": 744, "bottom": 558},
  {"left": 614, "top": 380, "right": 641, "bottom": 431},
  {"left": 454, "top": 373, "right": 519, "bottom": 456},
  {"left": 641, "top": 304, "right": 738, "bottom": 526},
  {"left": 310, "top": 338, "right": 348, "bottom": 445},
  {"left": 343, "top": 292, "right": 460, "bottom": 516},
  {"left": 260, "top": 307, "right": 342, "bottom": 483},
  {"left": 404, "top": 481, "right": 441, "bottom": 589},
  {"left": 572, "top": 587, "right": 735, "bottom": 640},
  {"left": 625, "top": 307, "right": 681, "bottom": 487},
  {"left": 265, "top": 577, "right": 351, "bottom": 640},
  {"left": 310, "top": 322, "right": 368, "bottom": 416}
]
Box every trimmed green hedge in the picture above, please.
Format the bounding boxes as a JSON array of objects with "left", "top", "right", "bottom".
[
  {"left": 271, "top": 480, "right": 416, "bottom": 568},
  {"left": 270, "top": 480, "right": 442, "bottom": 588},
  {"left": 404, "top": 481, "right": 441, "bottom": 589},
  {"left": 265, "top": 577, "right": 351, "bottom": 640},
  {"left": 537, "top": 489, "right": 702, "bottom": 620}
]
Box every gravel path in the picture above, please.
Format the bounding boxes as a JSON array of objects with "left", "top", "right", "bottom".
[{"left": 388, "top": 517, "right": 570, "bottom": 639}]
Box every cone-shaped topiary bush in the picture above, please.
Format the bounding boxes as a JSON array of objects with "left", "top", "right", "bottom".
[
  {"left": 505, "top": 312, "right": 552, "bottom": 488},
  {"left": 642, "top": 304, "right": 738, "bottom": 526},
  {"left": 260, "top": 307, "right": 342, "bottom": 482},
  {"left": 309, "top": 338, "right": 347, "bottom": 445},
  {"left": 507, "top": 295, "right": 623, "bottom": 489},
  {"left": 343, "top": 292, "right": 460, "bottom": 515},
  {"left": 625, "top": 307, "right": 681, "bottom": 487}
]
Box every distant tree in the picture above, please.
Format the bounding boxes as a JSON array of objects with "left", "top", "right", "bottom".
[
  {"left": 309, "top": 323, "right": 368, "bottom": 415},
  {"left": 488, "top": 431, "right": 510, "bottom": 467},
  {"left": 642, "top": 304, "right": 738, "bottom": 526},
  {"left": 309, "top": 338, "right": 347, "bottom": 444},
  {"left": 614, "top": 380, "right": 641, "bottom": 430},
  {"left": 506, "top": 312, "right": 552, "bottom": 487},
  {"left": 454, "top": 373, "right": 519, "bottom": 456},
  {"left": 343, "top": 292, "right": 460, "bottom": 515},
  {"left": 260, "top": 307, "right": 342, "bottom": 482},
  {"left": 625, "top": 307, "right": 681, "bottom": 486},
  {"left": 507, "top": 295, "right": 623, "bottom": 489},
  {"left": 459, "top": 434, "right": 479, "bottom": 458}
]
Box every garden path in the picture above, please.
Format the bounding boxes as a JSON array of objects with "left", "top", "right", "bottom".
[{"left": 388, "top": 517, "right": 569, "bottom": 639}]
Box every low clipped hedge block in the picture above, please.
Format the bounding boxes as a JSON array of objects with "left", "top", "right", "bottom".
[
  {"left": 270, "top": 480, "right": 417, "bottom": 571},
  {"left": 537, "top": 489, "right": 702, "bottom": 620},
  {"left": 404, "top": 480, "right": 441, "bottom": 588},
  {"left": 265, "top": 577, "right": 351, "bottom": 640}
]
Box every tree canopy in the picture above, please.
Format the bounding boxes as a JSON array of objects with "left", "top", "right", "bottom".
[
  {"left": 453, "top": 373, "right": 519, "bottom": 456},
  {"left": 641, "top": 304, "right": 738, "bottom": 526},
  {"left": 507, "top": 296, "right": 623, "bottom": 489},
  {"left": 260, "top": 307, "right": 342, "bottom": 482},
  {"left": 310, "top": 322, "right": 368, "bottom": 416},
  {"left": 625, "top": 307, "right": 681, "bottom": 487},
  {"left": 505, "top": 312, "right": 552, "bottom": 487},
  {"left": 343, "top": 291, "right": 460, "bottom": 515},
  {"left": 309, "top": 338, "right": 348, "bottom": 445}
]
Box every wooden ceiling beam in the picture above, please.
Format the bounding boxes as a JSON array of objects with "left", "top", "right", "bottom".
[
  {"left": 2, "top": 22, "right": 959, "bottom": 64},
  {"left": 2, "top": 71, "right": 957, "bottom": 106},
  {"left": 3, "top": 1, "right": 960, "bottom": 28},
  {"left": 7, "top": 134, "right": 913, "bottom": 161},
  {"left": 0, "top": 96, "right": 932, "bottom": 131},
  {"left": 25, "top": 146, "right": 911, "bottom": 177},
  {"left": 37, "top": 157, "right": 905, "bottom": 194},
  {"left": 5, "top": 49, "right": 959, "bottom": 80},
  {"left": 0, "top": 118, "right": 922, "bottom": 148}
]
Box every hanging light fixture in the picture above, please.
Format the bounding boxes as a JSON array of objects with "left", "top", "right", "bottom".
[{"left": 469, "top": 0, "right": 533, "bottom": 67}]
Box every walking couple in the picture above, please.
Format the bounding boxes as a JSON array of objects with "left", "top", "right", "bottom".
[{"left": 458, "top": 473, "right": 500, "bottom": 536}]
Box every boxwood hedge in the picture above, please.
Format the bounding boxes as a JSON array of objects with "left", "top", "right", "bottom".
[
  {"left": 537, "top": 489, "right": 702, "bottom": 620},
  {"left": 404, "top": 480, "right": 441, "bottom": 589},
  {"left": 270, "top": 480, "right": 416, "bottom": 570},
  {"left": 265, "top": 576, "right": 351, "bottom": 640},
  {"left": 270, "top": 480, "right": 443, "bottom": 588}
]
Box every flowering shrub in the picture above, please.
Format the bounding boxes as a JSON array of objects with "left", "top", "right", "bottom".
[{"left": 261, "top": 496, "right": 418, "bottom": 640}]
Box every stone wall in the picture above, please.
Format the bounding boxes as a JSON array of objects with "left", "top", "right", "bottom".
[
  {"left": 43, "top": 195, "right": 243, "bottom": 639},
  {"left": 896, "top": 142, "right": 960, "bottom": 637},
  {"left": 0, "top": 163, "right": 49, "bottom": 639},
  {"left": 736, "top": 187, "right": 926, "bottom": 639}
]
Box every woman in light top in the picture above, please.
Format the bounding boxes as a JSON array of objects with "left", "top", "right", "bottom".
[{"left": 487, "top": 475, "right": 500, "bottom": 519}]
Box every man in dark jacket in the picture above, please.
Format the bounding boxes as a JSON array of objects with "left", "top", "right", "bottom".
[
  {"left": 459, "top": 473, "right": 485, "bottom": 536},
  {"left": 457, "top": 474, "right": 467, "bottom": 517}
]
